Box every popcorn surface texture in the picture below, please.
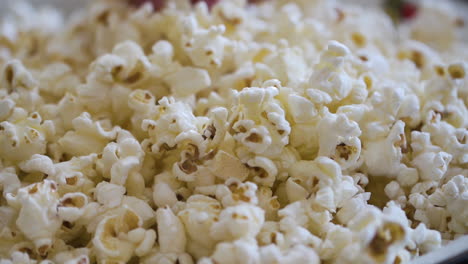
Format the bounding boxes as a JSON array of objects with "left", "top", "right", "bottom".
[{"left": 0, "top": 0, "right": 467, "bottom": 263}]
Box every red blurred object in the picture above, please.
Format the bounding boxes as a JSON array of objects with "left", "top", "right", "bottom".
[
  {"left": 128, "top": 0, "right": 166, "bottom": 11},
  {"left": 400, "top": 2, "right": 418, "bottom": 19}
]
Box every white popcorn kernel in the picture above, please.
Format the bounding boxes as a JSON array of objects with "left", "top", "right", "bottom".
[
  {"left": 150, "top": 40, "right": 174, "bottom": 67},
  {"left": 164, "top": 67, "right": 211, "bottom": 97},
  {"left": 135, "top": 229, "right": 156, "bottom": 257},
  {"left": 156, "top": 206, "right": 186, "bottom": 253},
  {"left": 58, "top": 112, "right": 118, "bottom": 157},
  {"left": 306, "top": 88, "right": 333, "bottom": 105},
  {"left": 247, "top": 156, "right": 277, "bottom": 188},
  {"left": 126, "top": 171, "right": 145, "bottom": 197},
  {"left": 210, "top": 239, "right": 260, "bottom": 264},
  {"left": 263, "top": 42, "right": 308, "bottom": 87},
  {"left": 256, "top": 187, "right": 280, "bottom": 221},
  {"left": 313, "top": 156, "right": 343, "bottom": 185},
  {"left": 337, "top": 194, "right": 369, "bottom": 224},
  {"left": 81, "top": 52, "right": 121, "bottom": 81},
  {"left": 384, "top": 181, "right": 404, "bottom": 200},
  {"left": 96, "top": 130, "right": 144, "bottom": 188},
  {"left": 278, "top": 201, "right": 309, "bottom": 228},
  {"left": 182, "top": 16, "right": 227, "bottom": 69},
  {"left": 347, "top": 205, "right": 381, "bottom": 233},
  {"left": 319, "top": 226, "right": 352, "bottom": 260},
  {"left": 364, "top": 120, "right": 406, "bottom": 177},
  {"left": 288, "top": 160, "right": 319, "bottom": 190},
  {"left": 284, "top": 244, "right": 320, "bottom": 264},
  {"left": 257, "top": 221, "right": 284, "bottom": 247},
  {"left": 0, "top": 98, "right": 15, "bottom": 120},
  {"left": 1, "top": 59, "right": 37, "bottom": 91},
  {"left": 280, "top": 215, "right": 321, "bottom": 249},
  {"left": 427, "top": 189, "right": 447, "bottom": 207},
  {"left": 122, "top": 196, "right": 155, "bottom": 227},
  {"left": 317, "top": 111, "right": 361, "bottom": 170},
  {"left": 38, "top": 62, "right": 80, "bottom": 98},
  {"left": 19, "top": 154, "right": 55, "bottom": 176},
  {"left": 232, "top": 85, "right": 290, "bottom": 157},
  {"left": 5, "top": 251, "right": 34, "bottom": 264},
  {"left": 0, "top": 167, "right": 21, "bottom": 196},
  {"left": 112, "top": 40, "right": 151, "bottom": 80},
  {"left": 50, "top": 154, "right": 97, "bottom": 187},
  {"left": 412, "top": 223, "right": 441, "bottom": 253},
  {"left": 335, "top": 176, "right": 359, "bottom": 208},
  {"left": 208, "top": 150, "right": 249, "bottom": 182},
  {"left": 233, "top": 122, "right": 272, "bottom": 154},
  {"left": 259, "top": 244, "right": 283, "bottom": 264},
  {"left": 410, "top": 3, "right": 458, "bottom": 50},
  {"left": 315, "top": 186, "right": 336, "bottom": 212},
  {"left": 0, "top": 113, "right": 49, "bottom": 162},
  {"left": 57, "top": 192, "right": 88, "bottom": 222},
  {"left": 93, "top": 208, "right": 142, "bottom": 263},
  {"left": 153, "top": 182, "right": 178, "bottom": 208},
  {"left": 441, "top": 175, "right": 468, "bottom": 233},
  {"left": 210, "top": 204, "right": 265, "bottom": 241},
  {"left": 285, "top": 177, "right": 308, "bottom": 203},
  {"left": 396, "top": 167, "right": 419, "bottom": 187},
  {"left": 95, "top": 182, "right": 126, "bottom": 208},
  {"left": 142, "top": 96, "right": 201, "bottom": 153},
  {"left": 11, "top": 180, "right": 60, "bottom": 256},
  {"left": 409, "top": 193, "right": 427, "bottom": 209},
  {"left": 127, "top": 227, "right": 146, "bottom": 244},
  {"left": 287, "top": 94, "right": 317, "bottom": 124},
  {"left": 412, "top": 151, "right": 452, "bottom": 181},
  {"left": 219, "top": 180, "right": 258, "bottom": 206},
  {"left": 128, "top": 89, "right": 156, "bottom": 114},
  {"left": 422, "top": 120, "right": 468, "bottom": 165},
  {"left": 309, "top": 41, "right": 353, "bottom": 102},
  {"left": 178, "top": 195, "right": 221, "bottom": 258}
]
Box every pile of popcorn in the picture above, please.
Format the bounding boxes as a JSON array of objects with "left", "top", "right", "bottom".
[{"left": 0, "top": 0, "right": 467, "bottom": 263}]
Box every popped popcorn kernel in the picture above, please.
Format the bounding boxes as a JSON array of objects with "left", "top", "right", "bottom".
[{"left": 0, "top": 0, "right": 466, "bottom": 263}]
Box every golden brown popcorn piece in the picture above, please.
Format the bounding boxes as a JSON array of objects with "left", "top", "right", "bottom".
[
  {"left": 448, "top": 63, "right": 465, "bottom": 79},
  {"left": 351, "top": 32, "right": 366, "bottom": 47},
  {"left": 434, "top": 65, "right": 445, "bottom": 77},
  {"left": 409, "top": 50, "right": 424, "bottom": 69},
  {"left": 397, "top": 49, "right": 425, "bottom": 69}
]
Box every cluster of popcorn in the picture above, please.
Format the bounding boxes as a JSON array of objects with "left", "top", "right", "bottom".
[{"left": 0, "top": 0, "right": 467, "bottom": 263}]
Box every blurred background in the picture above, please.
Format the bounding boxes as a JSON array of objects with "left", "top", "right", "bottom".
[{"left": 0, "top": 0, "right": 467, "bottom": 14}]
